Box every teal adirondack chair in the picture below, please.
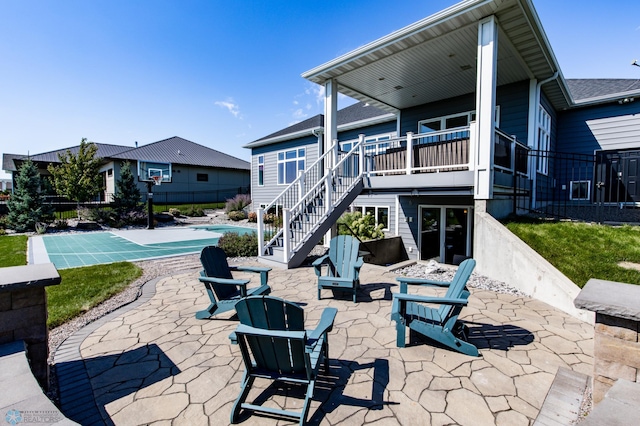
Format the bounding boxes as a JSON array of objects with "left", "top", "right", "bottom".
[
  {"left": 229, "top": 295, "right": 338, "bottom": 425},
  {"left": 391, "top": 258, "right": 478, "bottom": 356},
  {"left": 195, "top": 246, "right": 271, "bottom": 319},
  {"left": 313, "top": 235, "right": 364, "bottom": 303}
]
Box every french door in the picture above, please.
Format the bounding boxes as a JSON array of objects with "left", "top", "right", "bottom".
[{"left": 419, "top": 205, "right": 472, "bottom": 264}]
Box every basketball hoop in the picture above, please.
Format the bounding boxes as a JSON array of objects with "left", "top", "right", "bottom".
[{"left": 151, "top": 175, "right": 162, "bottom": 186}]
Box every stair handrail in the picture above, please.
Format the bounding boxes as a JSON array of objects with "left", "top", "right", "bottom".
[
  {"left": 284, "top": 137, "right": 365, "bottom": 256},
  {"left": 261, "top": 141, "right": 338, "bottom": 215}
]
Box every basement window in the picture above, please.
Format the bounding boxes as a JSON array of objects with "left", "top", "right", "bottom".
[{"left": 569, "top": 180, "right": 590, "bottom": 201}]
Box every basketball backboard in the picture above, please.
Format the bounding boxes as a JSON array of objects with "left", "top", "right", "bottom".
[{"left": 138, "top": 160, "right": 172, "bottom": 184}]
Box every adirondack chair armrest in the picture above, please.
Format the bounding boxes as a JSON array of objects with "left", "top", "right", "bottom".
[
  {"left": 393, "top": 293, "right": 469, "bottom": 306},
  {"left": 312, "top": 255, "right": 332, "bottom": 276},
  {"left": 232, "top": 266, "right": 271, "bottom": 286},
  {"left": 354, "top": 257, "right": 364, "bottom": 270},
  {"left": 307, "top": 307, "right": 338, "bottom": 342},
  {"left": 198, "top": 276, "right": 250, "bottom": 288},
  {"left": 396, "top": 276, "right": 452, "bottom": 288}
]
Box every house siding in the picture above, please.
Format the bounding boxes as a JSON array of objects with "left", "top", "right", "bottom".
[
  {"left": 557, "top": 101, "right": 640, "bottom": 155},
  {"left": 250, "top": 135, "right": 320, "bottom": 209},
  {"left": 399, "top": 81, "right": 530, "bottom": 142}
]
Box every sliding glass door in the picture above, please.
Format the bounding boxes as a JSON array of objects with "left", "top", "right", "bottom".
[{"left": 419, "top": 206, "right": 472, "bottom": 264}]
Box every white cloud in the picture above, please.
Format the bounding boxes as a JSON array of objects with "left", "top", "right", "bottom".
[
  {"left": 215, "top": 99, "right": 241, "bottom": 118},
  {"left": 292, "top": 108, "right": 307, "bottom": 120}
]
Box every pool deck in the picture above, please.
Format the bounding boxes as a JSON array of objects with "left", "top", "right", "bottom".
[{"left": 53, "top": 261, "right": 594, "bottom": 425}]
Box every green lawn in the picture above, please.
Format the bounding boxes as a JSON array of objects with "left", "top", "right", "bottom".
[
  {"left": 47, "top": 262, "right": 142, "bottom": 328},
  {"left": 0, "top": 235, "right": 142, "bottom": 328},
  {"left": 505, "top": 221, "right": 640, "bottom": 288},
  {"left": 0, "top": 235, "right": 28, "bottom": 266}
]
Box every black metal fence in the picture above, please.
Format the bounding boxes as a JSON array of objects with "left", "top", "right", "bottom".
[
  {"left": 514, "top": 150, "right": 640, "bottom": 223},
  {"left": 45, "top": 187, "right": 250, "bottom": 220}
]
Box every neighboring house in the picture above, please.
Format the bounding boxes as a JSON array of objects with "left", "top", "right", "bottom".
[
  {"left": 3, "top": 136, "right": 250, "bottom": 204},
  {"left": 246, "top": 0, "right": 640, "bottom": 269}
]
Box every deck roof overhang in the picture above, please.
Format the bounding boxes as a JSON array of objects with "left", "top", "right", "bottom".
[{"left": 302, "top": 0, "right": 573, "bottom": 113}]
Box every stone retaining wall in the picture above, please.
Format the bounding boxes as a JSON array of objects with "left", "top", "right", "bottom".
[
  {"left": 0, "top": 263, "right": 61, "bottom": 389},
  {"left": 575, "top": 278, "right": 640, "bottom": 403}
]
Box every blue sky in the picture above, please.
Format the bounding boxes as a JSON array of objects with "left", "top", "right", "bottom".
[{"left": 1, "top": 0, "right": 639, "bottom": 179}]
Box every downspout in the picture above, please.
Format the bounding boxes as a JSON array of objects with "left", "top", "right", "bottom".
[{"left": 530, "top": 71, "right": 558, "bottom": 209}]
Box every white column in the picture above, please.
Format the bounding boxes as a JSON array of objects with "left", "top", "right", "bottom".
[
  {"left": 257, "top": 207, "right": 264, "bottom": 257},
  {"left": 474, "top": 16, "right": 498, "bottom": 200},
  {"left": 324, "top": 79, "right": 338, "bottom": 161}
]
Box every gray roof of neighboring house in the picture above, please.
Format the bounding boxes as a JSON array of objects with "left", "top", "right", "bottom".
[
  {"left": 111, "top": 136, "right": 250, "bottom": 170},
  {"left": 4, "top": 137, "right": 249, "bottom": 172},
  {"left": 567, "top": 79, "right": 640, "bottom": 104},
  {"left": 245, "top": 102, "right": 394, "bottom": 148},
  {"left": 3, "top": 143, "right": 133, "bottom": 172}
]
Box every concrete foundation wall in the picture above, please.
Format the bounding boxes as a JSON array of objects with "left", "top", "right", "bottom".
[{"left": 473, "top": 208, "right": 592, "bottom": 322}]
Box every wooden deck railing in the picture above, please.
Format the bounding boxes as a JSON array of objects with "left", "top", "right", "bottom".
[
  {"left": 365, "top": 126, "right": 529, "bottom": 178},
  {"left": 367, "top": 128, "right": 470, "bottom": 176}
]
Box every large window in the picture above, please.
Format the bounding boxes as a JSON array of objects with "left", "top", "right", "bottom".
[
  {"left": 537, "top": 106, "right": 551, "bottom": 175},
  {"left": 257, "top": 155, "right": 264, "bottom": 186},
  {"left": 277, "top": 148, "right": 305, "bottom": 185}
]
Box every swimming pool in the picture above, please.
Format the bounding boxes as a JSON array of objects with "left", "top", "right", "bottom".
[{"left": 32, "top": 225, "right": 257, "bottom": 269}]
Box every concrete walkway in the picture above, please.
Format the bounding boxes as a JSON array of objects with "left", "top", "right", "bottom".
[{"left": 54, "top": 262, "right": 593, "bottom": 426}]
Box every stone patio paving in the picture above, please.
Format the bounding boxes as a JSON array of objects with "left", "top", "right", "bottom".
[{"left": 54, "top": 262, "right": 593, "bottom": 425}]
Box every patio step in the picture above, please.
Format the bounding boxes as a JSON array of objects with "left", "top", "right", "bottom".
[{"left": 533, "top": 367, "right": 590, "bottom": 426}]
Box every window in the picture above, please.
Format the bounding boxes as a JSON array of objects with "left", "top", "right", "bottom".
[
  {"left": 197, "top": 173, "right": 208, "bottom": 182},
  {"left": 277, "top": 149, "right": 305, "bottom": 185},
  {"left": 356, "top": 206, "right": 389, "bottom": 230},
  {"left": 257, "top": 155, "right": 264, "bottom": 186},
  {"left": 537, "top": 106, "right": 551, "bottom": 175},
  {"left": 107, "top": 168, "right": 113, "bottom": 176},
  {"left": 418, "top": 108, "right": 500, "bottom": 134},
  {"left": 570, "top": 180, "right": 590, "bottom": 201}
]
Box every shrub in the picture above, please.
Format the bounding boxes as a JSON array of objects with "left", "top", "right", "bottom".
[
  {"left": 337, "top": 211, "right": 385, "bottom": 240},
  {"left": 169, "top": 208, "right": 181, "bottom": 217},
  {"left": 87, "top": 207, "right": 112, "bottom": 223},
  {"left": 228, "top": 210, "right": 247, "bottom": 221},
  {"left": 225, "top": 194, "right": 251, "bottom": 213},
  {"left": 217, "top": 231, "right": 259, "bottom": 257},
  {"left": 52, "top": 219, "right": 69, "bottom": 230},
  {"left": 247, "top": 211, "right": 257, "bottom": 222},
  {"left": 263, "top": 213, "right": 282, "bottom": 227},
  {"left": 182, "top": 206, "right": 205, "bottom": 217}
]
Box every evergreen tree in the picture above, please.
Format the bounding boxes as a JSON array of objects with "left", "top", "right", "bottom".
[
  {"left": 47, "top": 138, "right": 103, "bottom": 217},
  {"left": 7, "top": 158, "right": 54, "bottom": 232},
  {"left": 112, "top": 161, "right": 142, "bottom": 218}
]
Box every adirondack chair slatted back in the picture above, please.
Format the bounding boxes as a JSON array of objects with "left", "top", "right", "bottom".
[
  {"left": 200, "top": 246, "right": 237, "bottom": 300},
  {"left": 330, "top": 235, "right": 360, "bottom": 278},
  {"left": 437, "top": 258, "right": 475, "bottom": 323},
  {"left": 236, "top": 297, "right": 308, "bottom": 375}
]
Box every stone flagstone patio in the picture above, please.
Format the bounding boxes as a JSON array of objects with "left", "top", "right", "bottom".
[{"left": 54, "top": 261, "right": 593, "bottom": 425}]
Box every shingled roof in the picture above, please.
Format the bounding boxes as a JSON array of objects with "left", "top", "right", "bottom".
[
  {"left": 4, "top": 137, "right": 249, "bottom": 173},
  {"left": 111, "top": 136, "right": 249, "bottom": 170},
  {"left": 566, "top": 79, "right": 640, "bottom": 104}
]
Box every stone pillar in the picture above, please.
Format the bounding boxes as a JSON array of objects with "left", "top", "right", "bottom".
[
  {"left": 574, "top": 278, "right": 640, "bottom": 404},
  {"left": 0, "top": 263, "right": 61, "bottom": 389}
]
